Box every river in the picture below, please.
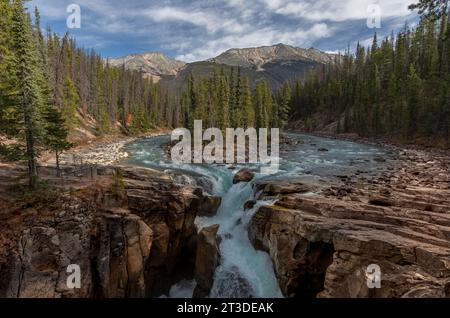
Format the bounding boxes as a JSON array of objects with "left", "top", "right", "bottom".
[{"left": 123, "top": 132, "right": 393, "bottom": 298}]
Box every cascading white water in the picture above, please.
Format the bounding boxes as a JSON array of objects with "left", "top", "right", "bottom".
[{"left": 197, "top": 182, "right": 283, "bottom": 298}]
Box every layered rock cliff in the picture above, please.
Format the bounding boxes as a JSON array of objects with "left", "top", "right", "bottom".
[
  {"left": 249, "top": 148, "right": 450, "bottom": 298},
  {"left": 0, "top": 166, "right": 218, "bottom": 298}
]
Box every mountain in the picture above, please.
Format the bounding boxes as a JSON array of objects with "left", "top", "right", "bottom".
[
  {"left": 163, "top": 44, "right": 335, "bottom": 91},
  {"left": 208, "top": 43, "right": 334, "bottom": 70},
  {"left": 108, "top": 52, "right": 186, "bottom": 82},
  {"left": 110, "top": 44, "right": 335, "bottom": 89}
]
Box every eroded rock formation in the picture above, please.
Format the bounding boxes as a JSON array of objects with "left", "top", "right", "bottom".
[
  {"left": 250, "top": 149, "right": 450, "bottom": 298},
  {"left": 193, "top": 224, "right": 220, "bottom": 298},
  {"left": 0, "top": 166, "right": 219, "bottom": 298},
  {"left": 233, "top": 168, "right": 255, "bottom": 184}
]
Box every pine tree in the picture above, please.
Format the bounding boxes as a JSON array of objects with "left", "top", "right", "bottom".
[
  {"left": 10, "top": 0, "right": 44, "bottom": 189},
  {"left": 0, "top": 0, "right": 20, "bottom": 136},
  {"left": 62, "top": 76, "right": 80, "bottom": 129},
  {"left": 233, "top": 67, "right": 243, "bottom": 127},
  {"left": 242, "top": 77, "right": 255, "bottom": 128},
  {"left": 263, "top": 81, "right": 273, "bottom": 128},
  {"left": 279, "top": 81, "right": 291, "bottom": 128},
  {"left": 220, "top": 74, "right": 230, "bottom": 131},
  {"left": 228, "top": 68, "right": 236, "bottom": 126},
  {"left": 193, "top": 80, "right": 208, "bottom": 123},
  {"left": 407, "top": 65, "right": 422, "bottom": 141},
  {"left": 254, "top": 81, "right": 271, "bottom": 129},
  {"left": 43, "top": 105, "right": 72, "bottom": 176},
  {"left": 33, "top": 6, "right": 53, "bottom": 118}
]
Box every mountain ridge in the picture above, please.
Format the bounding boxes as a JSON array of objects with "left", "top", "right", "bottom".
[
  {"left": 108, "top": 43, "right": 334, "bottom": 81},
  {"left": 108, "top": 52, "right": 186, "bottom": 82},
  {"left": 208, "top": 43, "right": 334, "bottom": 69}
]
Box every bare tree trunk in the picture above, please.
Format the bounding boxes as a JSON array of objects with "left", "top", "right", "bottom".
[
  {"left": 446, "top": 123, "right": 449, "bottom": 148},
  {"left": 24, "top": 99, "right": 37, "bottom": 190},
  {"left": 56, "top": 150, "right": 61, "bottom": 177}
]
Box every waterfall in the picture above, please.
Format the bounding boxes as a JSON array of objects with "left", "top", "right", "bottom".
[{"left": 197, "top": 182, "right": 283, "bottom": 298}]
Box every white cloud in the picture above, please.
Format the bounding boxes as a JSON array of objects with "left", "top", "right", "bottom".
[
  {"left": 262, "top": 0, "right": 284, "bottom": 10},
  {"left": 138, "top": 5, "right": 254, "bottom": 36},
  {"left": 176, "top": 23, "right": 332, "bottom": 62},
  {"left": 145, "top": 7, "right": 221, "bottom": 33},
  {"left": 263, "top": 0, "right": 415, "bottom": 22}
]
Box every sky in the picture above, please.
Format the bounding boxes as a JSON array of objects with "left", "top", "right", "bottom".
[{"left": 27, "top": 0, "right": 419, "bottom": 62}]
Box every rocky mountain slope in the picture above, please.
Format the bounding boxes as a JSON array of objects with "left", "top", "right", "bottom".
[
  {"left": 111, "top": 44, "right": 335, "bottom": 89},
  {"left": 209, "top": 43, "right": 334, "bottom": 69},
  {"left": 108, "top": 52, "right": 186, "bottom": 82}
]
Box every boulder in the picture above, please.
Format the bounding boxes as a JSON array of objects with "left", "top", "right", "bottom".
[
  {"left": 233, "top": 168, "right": 255, "bottom": 184},
  {"left": 256, "top": 181, "right": 312, "bottom": 197},
  {"left": 193, "top": 224, "right": 220, "bottom": 298},
  {"left": 244, "top": 200, "right": 257, "bottom": 210},
  {"left": 197, "top": 196, "right": 222, "bottom": 217}
]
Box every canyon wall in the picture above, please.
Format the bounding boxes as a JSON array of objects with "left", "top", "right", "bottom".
[
  {"left": 249, "top": 149, "right": 450, "bottom": 298},
  {"left": 0, "top": 167, "right": 219, "bottom": 298}
]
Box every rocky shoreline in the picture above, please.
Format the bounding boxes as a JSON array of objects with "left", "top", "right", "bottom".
[{"left": 43, "top": 131, "right": 168, "bottom": 167}]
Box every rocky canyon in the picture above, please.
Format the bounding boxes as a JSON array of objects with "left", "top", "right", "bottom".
[{"left": 0, "top": 165, "right": 220, "bottom": 298}]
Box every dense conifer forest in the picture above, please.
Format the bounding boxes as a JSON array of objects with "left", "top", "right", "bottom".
[{"left": 289, "top": 10, "right": 450, "bottom": 147}]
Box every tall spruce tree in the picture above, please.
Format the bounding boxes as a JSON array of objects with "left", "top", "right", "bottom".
[
  {"left": 43, "top": 105, "right": 72, "bottom": 176},
  {"left": 233, "top": 67, "right": 243, "bottom": 127},
  {"left": 0, "top": 0, "right": 19, "bottom": 136},
  {"left": 279, "top": 81, "right": 292, "bottom": 128},
  {"left": 10, "top": 0, "right": 44, "bottom": 189},
  {"left": 242, "top": 77, "right": 255, "bottom": 128}
]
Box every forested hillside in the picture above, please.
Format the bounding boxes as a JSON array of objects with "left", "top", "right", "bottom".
[
  {"left": 0, "top": 0, "right": 179, "bottom": 186},
  {"left": 0, "top": 0, "right": 291, "bottom": 187},
  {"left": 289, "top": 12, "right": 450, "bottom": 148},
  {"left": 0, "top": 1, "right": 291, "bottom": 148},
  {"left": 2, "top": 2, "right": 181, "bottom": 136}
]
